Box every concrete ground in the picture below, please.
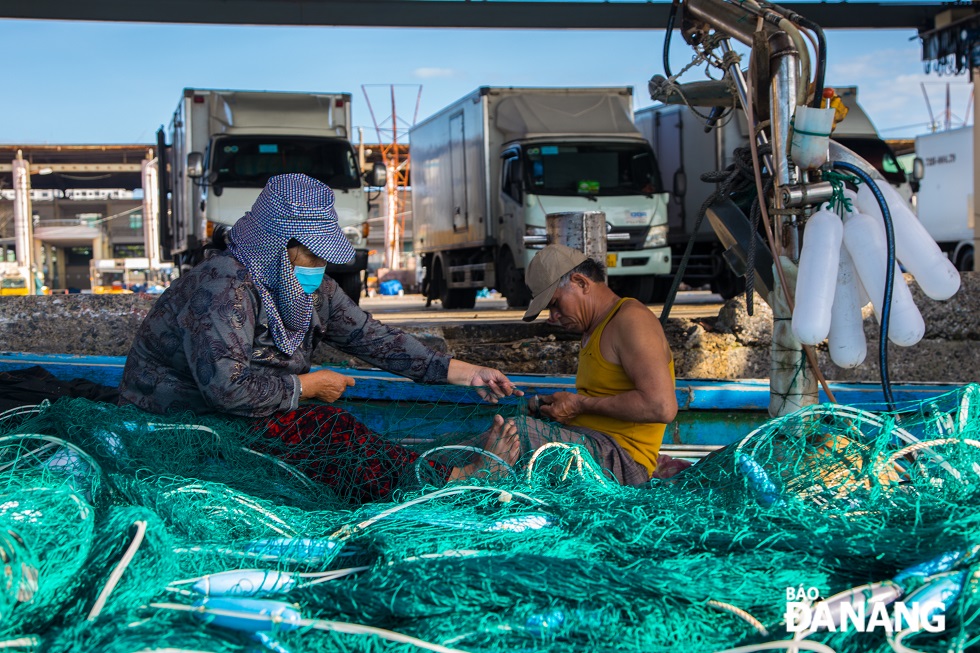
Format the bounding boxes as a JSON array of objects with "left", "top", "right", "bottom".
[
  {"left": 358, "top": 291, "right": 725, "bottom": 325},
  {"left": 0, "top": 275, "right": 977, "bottom": 383}
]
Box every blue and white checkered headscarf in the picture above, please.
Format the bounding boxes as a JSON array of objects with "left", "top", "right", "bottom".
[{"left": 227, "top": 173, "right": 355, "bottom": 355}]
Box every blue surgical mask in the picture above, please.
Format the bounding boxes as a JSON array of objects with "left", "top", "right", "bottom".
[{"left": 294, "top": 265, "right": 326, "bottom": 294}]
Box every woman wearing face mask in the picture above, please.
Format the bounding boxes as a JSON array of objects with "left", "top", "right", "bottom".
[{"left": 119, "top": 173, "right": 520, "bottom": 503}]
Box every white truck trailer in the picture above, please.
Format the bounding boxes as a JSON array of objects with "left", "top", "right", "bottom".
[
  {"left": 158, "top": 88, "right": 385, "bottom": 302},
  {"left": 410, "top": 86, "right": 672, "bottom": 309},
  {"left": 635, "top": 86, "right": 911, "bottom": 298},
  {"left": 913, "top": 126, "right": 974, "bottom": 271}
]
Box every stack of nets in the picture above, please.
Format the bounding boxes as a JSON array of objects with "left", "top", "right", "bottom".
[{"left": 0, "top": 383, "right": 978, "bottom": 653}]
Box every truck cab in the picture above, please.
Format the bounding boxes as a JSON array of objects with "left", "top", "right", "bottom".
[
  {"left": 89, "top": 258, "right": 173, "bottom": 294},
  {"left": 499, "top": 136, "right": 669, "bottom": 303},
  {"left": 0, "top": 275, "right": 29, "bottom": 296},
  {"left": 165, "top": 89, "right": 385, "bottom": 303},
  {"left": 193, "top": 133, "right": 375, "bottom": 298},
  {"left": 411, "top": 86, "right": 672, "bottom": 309}
]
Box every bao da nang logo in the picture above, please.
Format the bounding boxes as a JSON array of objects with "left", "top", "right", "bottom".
[{"left": 783, "top": 583, "right": 952, "bottom": 634}]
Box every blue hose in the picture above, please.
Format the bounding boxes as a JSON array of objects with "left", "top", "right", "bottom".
[{"left": 830, "top": 161, "right": 896, "bottom": 410}]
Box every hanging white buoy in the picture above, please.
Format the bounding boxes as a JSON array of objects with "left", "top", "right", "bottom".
[
  {"left": 856, "top": 182, "right": 960, "bottom": 301},
  {"left": 843, "top": 210, "right": 925, "bottom": 347},
  {"left": 828, "top": 243, "right": 867, "bottom": 368},
  {"left": 792, "top": 206, "right": 843, "bottom": 345},
  {"left": 842, "top": 190, "right": 873, "bottom": 311}
]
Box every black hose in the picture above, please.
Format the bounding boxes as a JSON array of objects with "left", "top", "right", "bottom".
[
  {"left": 663, "top": 0, "right": 680, "bottom": 79},
  {"left": 831, "top": 161, "right": 897, "bottom": 410},
  {"left": 795, "top": 16, "right": 827, "bottom": 108}
]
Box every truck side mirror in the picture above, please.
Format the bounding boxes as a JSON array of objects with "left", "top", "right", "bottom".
[
  {"left": 509, "top": 160, "right": 523, "bottom": 203},
  {"left": 672, "top": 169, "right": 687, "bottom": 200},
  {"left": 910, "top": 157, "right": 924, "bottom": 194},
  {"left": 369, "top": 162, "right": 387, "bottom": 187},
  {"left": 508, "top": 160, "right": 520, "bottom": 184},
  {"left": 912, "top": 157, "right": 925, "bottom": 182},
  {"left": 186, "top": 152, "right": 204, "bottom": 179}
]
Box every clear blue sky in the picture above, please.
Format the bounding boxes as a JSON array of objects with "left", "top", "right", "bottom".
[{"left": 0, "top": 16, "right": 971, "bottom": 145}]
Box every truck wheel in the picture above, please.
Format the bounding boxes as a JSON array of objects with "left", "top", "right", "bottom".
[
  {"left": 650, "top": 276, "right": 673, "bottom": 303},
  {"left": 440, "top": 285, "right": 477, "bottom": 309},
  {"left": 710, "top": 268, "right": 746, "bottom": 300},
  {"left": 615, "top": 276, "right": 655, "bottom": 304},
  {"left": 499, "top": 250, "right": 531, "bottom": 308},
  {"left": 433, "top": 258, "right": 477, "bottom": 309},
  {"left": 335, "top": 273, "right": 363, "bottom": 305},
  {"left": 957, "top": 247, "right": 974, "bottom": 273}
]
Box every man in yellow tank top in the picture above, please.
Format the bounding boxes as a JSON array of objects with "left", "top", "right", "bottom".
[{"left": 515, "top": 244, "right": 679, "bottom": 485}]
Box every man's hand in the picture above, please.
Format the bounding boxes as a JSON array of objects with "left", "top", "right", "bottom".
[
  {"left": 538, "top": 391, "right": 583, "bottom": 424},
  {"left": 447, "top": 360, "right": 524, "bottom": 404},
  {"left": 299, "top": 369, "right": 356, "bottom": 403}
]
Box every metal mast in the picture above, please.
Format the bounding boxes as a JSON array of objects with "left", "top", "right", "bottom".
[{"left": 362, "top": 84, "right": 422, "bottom": 270}]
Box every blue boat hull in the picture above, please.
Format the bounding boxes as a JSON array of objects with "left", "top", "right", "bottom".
[{"left": 0, "top": 351, "right": 963, "bottom": 453}]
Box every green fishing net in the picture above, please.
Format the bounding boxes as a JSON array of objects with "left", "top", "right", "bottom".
[{"left": 0, "top": 384, "right": 978, "bottom": 653}]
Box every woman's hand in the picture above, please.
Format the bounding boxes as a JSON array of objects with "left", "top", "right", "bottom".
[
  {"left": 447, "top": 360, "right": 523, "bottom": 404},
  {"left": 298, "top": 369, "right": 356, "bottom": 403}
]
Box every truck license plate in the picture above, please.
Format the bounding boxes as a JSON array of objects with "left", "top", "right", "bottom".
[{"left": 606, "top": 253, "right": 617, "bottom": 268}]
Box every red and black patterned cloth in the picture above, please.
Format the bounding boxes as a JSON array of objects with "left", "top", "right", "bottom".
[{"left": 256, "top": 404, "right": 450, "bottom": 504}]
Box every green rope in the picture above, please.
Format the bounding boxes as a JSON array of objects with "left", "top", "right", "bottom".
[{"left": 820, "top": 169, "right": 862, "bottom": 215}]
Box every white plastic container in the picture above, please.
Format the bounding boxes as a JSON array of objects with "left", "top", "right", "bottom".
[
  {"left": 791, "top": 106, "right": 836, "bottom": 170},
  {"left": 856, "top": 182, "right": 960, "bottom": 301},
  {"left": 828, "top": 245, "right": 867, "bottom": 368},
  {"left": 841, "top": 190, "right": 872, "bottom": 309},
  {"left": 843, "top": 210, "right": 925, "bottom": 347},
  {"left": 792, "top": 207, "right": 843, "bottom": 345}
]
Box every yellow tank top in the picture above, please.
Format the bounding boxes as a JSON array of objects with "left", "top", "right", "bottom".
[{"left": 568, "top": 297, "right": 675, "bottom": 476}]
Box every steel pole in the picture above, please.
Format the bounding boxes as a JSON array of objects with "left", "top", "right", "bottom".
[
  {"left": 12, "top": 151, "right": 35, "bottom": 293},
  {"left": 142, "top": 157, "right": 161, "bottom": 269}
]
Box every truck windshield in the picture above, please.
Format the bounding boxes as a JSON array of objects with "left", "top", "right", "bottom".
[
  {"left": 210, "top": 137, "right": 361, "bottom": 190},
  {"left": 523, "top": 142, "right": 662, "bottom": 197},
  {"left": 833, "top": 137, "right": 908, "bottom": 187},
  {"left": 1, "top": 277, "right": 26, "bottom": 289}
]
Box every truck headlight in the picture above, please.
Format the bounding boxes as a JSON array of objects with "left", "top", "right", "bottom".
[
  {"left": 524, "top": 226, "right": 547, "bottom": 248},
  {"left": 643, "top": 225, "right": 668, "bottom": 249}
]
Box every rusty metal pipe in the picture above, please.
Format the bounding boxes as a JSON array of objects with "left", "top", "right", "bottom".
[{"left": 684, "top": 0, "right": 779, "bottom": 47}]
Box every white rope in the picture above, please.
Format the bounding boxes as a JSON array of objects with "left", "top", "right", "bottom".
[
  {"left": 414, "top": 444, "right": 516, "bottom": 485},
  {"left": 88, "top": 520, "right": 147, "bottom": 621},
  {"left": 525, "top": 442, "right": 609, "bottom": 485}
]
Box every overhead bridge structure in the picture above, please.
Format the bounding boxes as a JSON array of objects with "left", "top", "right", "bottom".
[
  {"left": 0, "top": 0, "right": 963, "bottom": 30},
  {"left": 0, "top": 0, "right": 974, "bottom": 294}
]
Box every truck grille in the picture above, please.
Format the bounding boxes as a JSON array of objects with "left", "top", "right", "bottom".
[{"left": 671, "top": 251, "right": 722, "bottom": 282}]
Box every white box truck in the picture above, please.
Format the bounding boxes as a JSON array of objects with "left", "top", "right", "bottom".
[
  {"left": 410, "top": 86, "right": 672, "bottom": 309},
  {"left": 913, "top": 126, "right": 974, "bottom": 271},
  {"left": 635, "top": 85, "right": 911, "bottom": 298},
  {"left": 158, "top": 88, "right": 385, "bottom": 303},
  {"left": 633, "top": 103, "right": 753, "bottom": 299}
]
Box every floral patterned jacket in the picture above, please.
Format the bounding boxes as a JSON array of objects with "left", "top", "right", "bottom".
[{"left": 118, "top": 250, "right": 450, "bottom": 417}]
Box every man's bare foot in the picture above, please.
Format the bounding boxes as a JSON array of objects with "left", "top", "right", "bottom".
[{"left": 448, "top": 415, "right": 521, "bottom": 481}]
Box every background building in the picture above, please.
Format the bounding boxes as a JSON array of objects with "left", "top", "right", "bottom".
[{"left": 0, "top": 144, "right": 153, "bottom": 292}]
